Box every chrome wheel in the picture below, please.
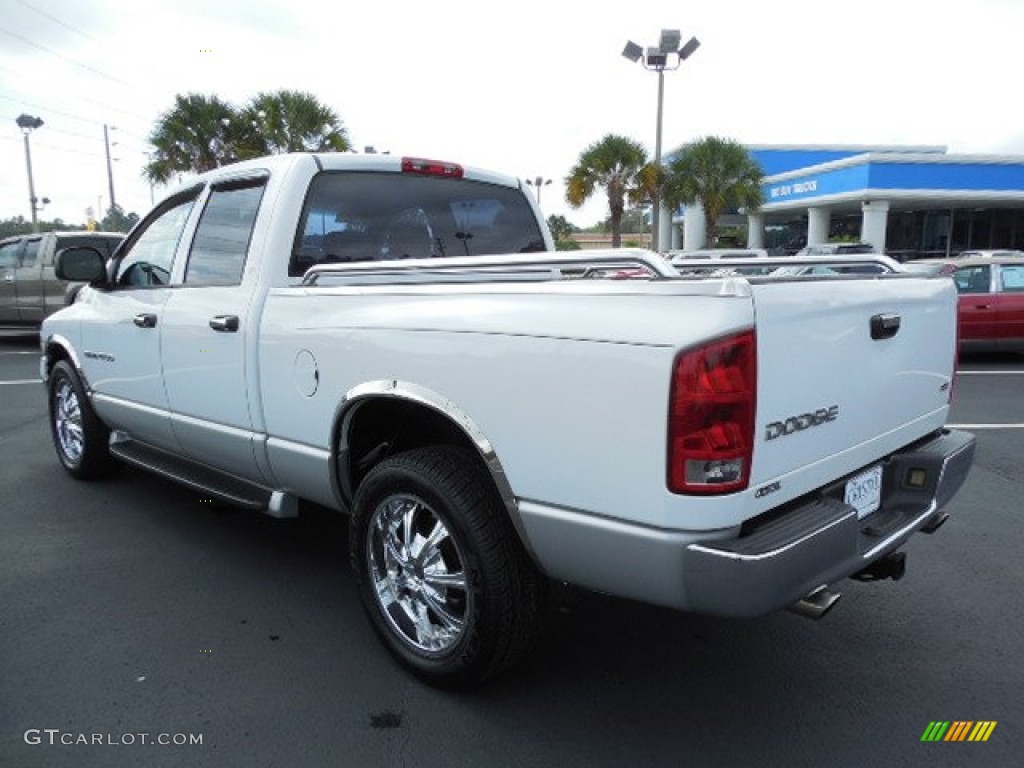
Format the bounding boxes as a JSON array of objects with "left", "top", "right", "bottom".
[
  {"left": 366, "top": 494, "right": 469, "bottom": 654},
  {"left": 54, "top": 378, "right": 84, "bottom": 464}
]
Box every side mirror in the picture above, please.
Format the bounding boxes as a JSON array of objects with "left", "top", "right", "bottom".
[{"left": 55, "top": 246, "right": 107, "bottom": 285}]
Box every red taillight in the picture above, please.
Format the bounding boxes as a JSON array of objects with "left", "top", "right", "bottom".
[
  {"left": 401, "top": 157, "right": 464, "bottom": 178},
  {"left": 668, "top": 330, "right": 756, "bottom": 495}
]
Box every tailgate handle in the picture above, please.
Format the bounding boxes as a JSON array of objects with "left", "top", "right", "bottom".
[{"left": 870, "top": 313, "right": 901, "bottom": 340}]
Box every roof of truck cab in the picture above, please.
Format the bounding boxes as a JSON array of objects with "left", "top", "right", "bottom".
[{"left": 162, "top": 152, "right": 521, "bottom": 197}]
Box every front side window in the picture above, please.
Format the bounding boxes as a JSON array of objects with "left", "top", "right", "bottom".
[
  {"left": 184, "top": 179, "right": 266, "bottom": 286},
  {"left": 999, "top": 265, "right": 1024, "bottom": 292},
  {"left": 953, "top": 265, "right": 991, "bottom": 294},
  {"left": 115, "top": 190, "right": 199, "bottom": 287},
  {"left": 290, "top": 171, "right": 546, "bottom": 277}
]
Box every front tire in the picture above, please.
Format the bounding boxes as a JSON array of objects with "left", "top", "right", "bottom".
[
  {"left": 350, "top": 446, "right": 542, "bottom": 688},
  {"left": 48, "top": 360, "right": 115, "bottom": 479}
]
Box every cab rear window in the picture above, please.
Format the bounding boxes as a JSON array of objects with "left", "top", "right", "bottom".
[{"left": 290, "top": 171, "right": 545, "bottom": 277}]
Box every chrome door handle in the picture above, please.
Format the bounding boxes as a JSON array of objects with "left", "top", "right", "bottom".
[
  {"left": 133, "top": 313, "right": 157, "bottom": 328},
  {"left": 2, "top": 274, "right": 13, "bottom": 283},
  {"left": 209, "top": 315, "right": 239, "bottom": 333}
]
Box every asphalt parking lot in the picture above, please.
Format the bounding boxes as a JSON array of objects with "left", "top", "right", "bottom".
[{"left": 1, "top": 333, "right": 1022, "bottom": 767}]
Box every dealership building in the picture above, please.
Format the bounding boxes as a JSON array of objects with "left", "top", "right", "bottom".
[{"left": 670, "top": 144, "right": 1024, "bottom": 258}]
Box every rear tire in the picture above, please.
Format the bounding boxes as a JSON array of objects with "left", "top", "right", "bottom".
[
  {"left": 350, "top": 446, "right": 542, "bottom": 688},
  {"left": 48, "top": 360, "right": 115, "bottom": 479}
]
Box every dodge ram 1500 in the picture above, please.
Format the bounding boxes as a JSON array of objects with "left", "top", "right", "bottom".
[{"left": 41, "top": 152, "right": 975, "bottom": 687}]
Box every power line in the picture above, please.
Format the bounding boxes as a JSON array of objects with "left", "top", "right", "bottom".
[
  {"left": 0, "top": 64, "right": 156, "bottom": 124},
  {"left": 14, "top": 0, "right": 105, "bottom": 46},
  {"left": 0, "top": 92, "right": 102, "bottom": 127},
  {"left": 3, "top": 4, "right": 175, "bottom": 104},
  {"left": 0, "top": 24, "right": 136, "bottom": 88},
  {"left": 0, "top": 101, "right": 152, "bottom": 152},
  {"left": 0, "top": 113, "right": 148, "bottom": 153}
]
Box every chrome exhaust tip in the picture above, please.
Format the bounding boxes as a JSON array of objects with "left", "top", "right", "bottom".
[{"left": 788, "top": 586, "right": 842, "bottom": 620}]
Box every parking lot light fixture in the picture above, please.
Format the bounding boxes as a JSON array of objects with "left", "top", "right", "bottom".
[
  {"left": 16, "top": 113, "right": 45, "bottom": 233},
  {"left": 621, "top": 31, "right": 700, "bottom": 252},
  {"left": 524, "top": 176, "right": 552, "bottom": 207}
]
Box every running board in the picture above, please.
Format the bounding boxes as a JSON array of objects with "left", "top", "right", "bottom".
[{"left": 108, "top": 437, "right": 297, "bottom": 517}]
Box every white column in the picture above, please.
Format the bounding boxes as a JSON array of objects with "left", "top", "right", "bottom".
[
  {"left": 682, "top": 203, "right": 705, "bottom": 251},
  {"left": 746, "top": 212, "right": 765, "bottom": 249},
  {"left": 807, "top": 206, "right": 830, "bottom": 246},
  {"left": 860, "top": 200, "right": 890, "bottom": 252}
]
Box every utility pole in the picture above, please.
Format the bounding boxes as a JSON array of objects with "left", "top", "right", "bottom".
[{"left": 103, "top": 124, "right": 117, "bottom": 212}]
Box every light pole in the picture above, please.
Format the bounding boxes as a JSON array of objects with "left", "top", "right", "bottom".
[
  {"left": 103, "top": 124, "right": 117, "bottom": 212},
  {"left": 16, "top": 113, "right": 45, "bottom": 232},
  {"left": 143, "top": 151, "right": 155, "bottom": 206},
  {"left": 524, "top": 176, "right": 552, "bottom": 207},
  {"left": 622, "top": 30, "right": 700, "bottom": 252}
]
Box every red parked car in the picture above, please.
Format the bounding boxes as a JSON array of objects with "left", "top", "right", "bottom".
[{"left": 909, "top": 256, "right": 1024, "bottom": 351}]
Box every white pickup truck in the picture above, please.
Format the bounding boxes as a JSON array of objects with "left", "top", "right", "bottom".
[{"left": 41, "top": 152, "right": 975, "bottom": 688}]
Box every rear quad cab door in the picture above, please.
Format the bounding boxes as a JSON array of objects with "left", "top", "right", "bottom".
[
  {"left": 12, "top": 236, "right": 46, "bottom": 323},
  {"left": 159, "top": 175, "right": 269, "bottom": 481},
  {"left": 993, "top": 263, "right": 1024, "bottom": 344}
]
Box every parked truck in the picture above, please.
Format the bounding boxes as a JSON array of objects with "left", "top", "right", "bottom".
[
  {"left": 41, "top": 153, "right": 975, "bottom": 687},
  {"left": 0, "top": 231, "right": 124, "bottom": 330}
]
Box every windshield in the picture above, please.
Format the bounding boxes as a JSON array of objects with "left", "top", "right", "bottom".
[{"left": 291, "top": 171, "right": 546, "bottom": 277}]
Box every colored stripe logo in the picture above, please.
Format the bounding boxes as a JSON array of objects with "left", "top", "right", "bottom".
[{"left": 921, "top": 721, "right": 997, "bottom": 742}]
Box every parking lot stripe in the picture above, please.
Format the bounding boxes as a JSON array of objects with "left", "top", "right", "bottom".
[
  {"left": 948, "top": 423, "right": 1024, "bottom": 429},
  {"left": 957, "top": 370, "right": 1024, "bottom": 375},
  {"left": 0, "top": 379, "right": 40, "bottom": 385}
]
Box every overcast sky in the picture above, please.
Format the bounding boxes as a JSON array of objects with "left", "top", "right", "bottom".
[{"left": 2, "top": 0, "right": 1023, "bottom": 229}]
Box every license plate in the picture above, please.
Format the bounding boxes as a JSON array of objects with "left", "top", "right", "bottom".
[{"left": 845, "top": 464, "right": 883, "bottom": 520}]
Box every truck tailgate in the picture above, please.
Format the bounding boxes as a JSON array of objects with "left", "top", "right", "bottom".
[{"left": 748, "top": 275, "right": 957, "bottom": 489}]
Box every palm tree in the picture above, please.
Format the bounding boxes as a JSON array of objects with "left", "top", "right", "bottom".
[
  {"left": 565, "top": 135, "right": 654, "bottom": 248},
  {"left": 661, "top": 136, "right": 764, "bottom": 249},
  {"left": 236, "top": 90, "right": 350, "bottom": 158},
  {"left": 145, "top": 93, "right": 239, "bottom": 184}
]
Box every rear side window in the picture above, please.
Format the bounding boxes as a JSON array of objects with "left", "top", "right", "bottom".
[
  {"left": 185, "top": 178, "right": 267, "bottom": 286},
  {"left": 1000, "top": 265, "right": 1024, "bottom": 292},
  {"left": 21, "top": 238, "right": 42, "bottom": 267},
  {"left": 291, "top": 171, "right": 546, "bottom": 277}
]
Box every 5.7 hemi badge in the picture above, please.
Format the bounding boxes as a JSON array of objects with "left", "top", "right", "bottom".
[{"left": 765, "top": 405, "right": 839, "bottom": 441}]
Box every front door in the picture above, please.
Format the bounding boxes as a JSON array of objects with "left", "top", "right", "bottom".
[
  {"left": 954, "top": 264, "right": 997, "bottom": 343},
  {"left": 79, "top": 188, "right": 201, "bottom": 452},
  {"left": 0, "top": 239, "right": 22, "bottom": 323}
]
